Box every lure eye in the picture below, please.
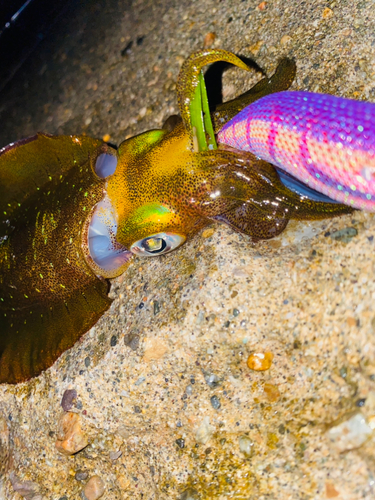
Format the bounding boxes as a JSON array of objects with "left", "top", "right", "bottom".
[
  {"left": 95, "top": 153, "right": 117, "bottom": 178},
  {"left": 130, "top": 232, "right": 186, "bottom": 257}
]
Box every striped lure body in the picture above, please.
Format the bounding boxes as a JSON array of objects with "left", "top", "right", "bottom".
[{"left": 218, "top": 91, "right": 375, "bottom": 211}]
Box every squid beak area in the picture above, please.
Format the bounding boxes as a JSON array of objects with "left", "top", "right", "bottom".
[{"left": 82, "top": 196, "right": 133, "bottom": 279}]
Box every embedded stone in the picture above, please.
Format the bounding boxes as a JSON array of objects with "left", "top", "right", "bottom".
[{"left": 55, "top": 412, "right": 88, "bottom": 455}]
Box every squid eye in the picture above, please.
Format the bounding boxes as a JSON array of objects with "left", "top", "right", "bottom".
[
  {"left": 95, "top": 153, "right": 117, "bottom": 178},
  {"left": 130, "top": 232, "right": 186, "bottom": 257}
]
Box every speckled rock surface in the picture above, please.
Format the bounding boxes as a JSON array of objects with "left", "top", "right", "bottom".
[{"left": 1, "top": 0, "right": 375, "bottom": 499}]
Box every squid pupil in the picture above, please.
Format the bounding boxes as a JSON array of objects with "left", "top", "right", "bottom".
[{"left": 143, "top": 237, "right": 167, "bottom": 253}]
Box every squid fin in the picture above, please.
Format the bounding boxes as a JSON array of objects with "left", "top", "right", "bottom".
[
  {"left": 0, "top": 281, "right": 111, "bottom": 384},
  {"left": 0, "top": 133, "right": 114, "bottom": 384}
]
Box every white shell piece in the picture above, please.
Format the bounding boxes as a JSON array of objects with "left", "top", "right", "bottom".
[{"left": 326, "top": 412, "right": 373, "bottom": 452}]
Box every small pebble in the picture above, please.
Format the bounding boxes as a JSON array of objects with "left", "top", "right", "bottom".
[
  {"left": 329, "top": 227, "right": 357, "bottom": 243},
  {"left": 278, "top": 424, "right": 286, "bottom": 434},
  {"left": 75, "top": 471, "right": 88, "bottom": 481},
  {"left": 239, "top": 435, "right": 254, "bottom": 457},
  {"left": 55, "top": 412, "right": 88, "bottom": 455},
  {"left": 175, "top": 438, "right": 185, "bottom": 448},
  {"left": 203, "top": 371, "right": 220, "bottom": 388},
  {"left": 61, "top": 389, "right": 77, "bottom": 412},
  {"left": 325, "top": 482, "right": 340, "bottom": 498},
  {"left": 83, "top": 476, "right": 105, "bottom": 500},
  {"left": 263, "top": 382, "right": 281, "bottom": 402},
  {"left": 154, "top": 300, "right": 160, "bottom": 315},
  {"left": 121, "top": 41, "right": 132, "bottom": 57},
  {"left": 247, "top": 351, "right": 273, "bottom": 371},
  {"left": 280, "top": 35, "right": 291, "bottom": 46},
  {"left": 124, "top": 333, "right": 140, "bottom": 351},
  {"left": 203, "top": 32, "right": 216, "bottom": 49},
  {"left": 322, "top": 7, "right": 334, "bottom": 18},
  {"left": 210, "top": 395, "right": 221, "bottom": 410},
  {"left": 110, "top": 335, "right": 117, "bottom": 347},
  {"left": 196, "top": 310, "right": 204, "bottom": 324},
  {"left": 186, "top": 384, "right": 193, "bottom": 395},
  {"left": 9, "top": 472, "right": 42, "bottom": 500},
  {"left": 109, "top": 450, "right": 122, "bottom": 460},
  {"left": 84, "top": 357, "right": 90, "bottom": 368},
  {"left": 134, "top": 376, "right": 146, "bottom": 386},
  {"left": 202, "top": 227, "right": 215, "bottom": 238}
]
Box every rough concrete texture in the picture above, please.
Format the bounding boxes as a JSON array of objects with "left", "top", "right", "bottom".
[{"left": 1, "top": 0, "right": 375, "bottom": 498}]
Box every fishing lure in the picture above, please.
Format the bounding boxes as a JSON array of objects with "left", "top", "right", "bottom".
[
  {"left": 218, "top": 91, "right": 375, "bottom": 211},
  {"left": 0, "top": 50, "right": 352, "bottom": 384}
]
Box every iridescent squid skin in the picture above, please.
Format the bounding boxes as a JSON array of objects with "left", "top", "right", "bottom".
[
  {"left": 0, "top": 49, "right": 353, "bottom": 384},
  {"left": 218, "top": 90, "right": 375, "bottom": 211}
]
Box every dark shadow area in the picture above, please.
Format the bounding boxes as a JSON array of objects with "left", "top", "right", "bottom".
[
  {"left": 0, "top": 0, "right": 79, "bottom": 92},
  {"left": 0, "top": 0, "right": 133, "bottom": 148},
  {"left": 204, "top": 55, "right": 263, "bottom": 110}
]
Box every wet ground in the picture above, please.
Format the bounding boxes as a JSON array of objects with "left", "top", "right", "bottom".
[{"left": 1, "top": 0, "right": 375, "bottom": 499}]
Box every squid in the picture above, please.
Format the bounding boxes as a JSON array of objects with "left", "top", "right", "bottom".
[{"left": 1, "top": 48, "right": 368, "bottom": 384}]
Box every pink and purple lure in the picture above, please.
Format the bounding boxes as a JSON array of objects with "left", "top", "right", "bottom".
[{"left": 218, "top": 91, "right": 375, "bottom": 211}]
